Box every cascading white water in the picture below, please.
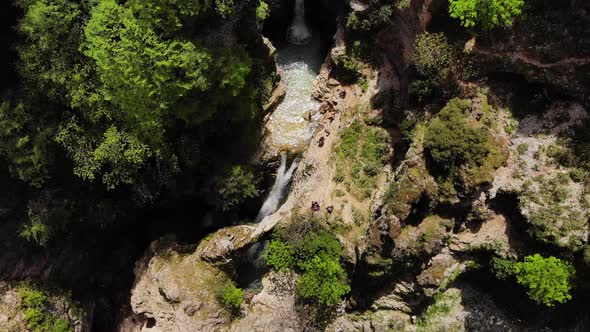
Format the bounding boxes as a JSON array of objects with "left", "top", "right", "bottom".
[
  {"left": 267, "top": 0, "right": 321, "bottom": 153},
  {"left": 288, "top": 0, "right": 312, "bottom": 45},
  {"left": 255, "top": 153, "right": 300, "bottom": 222},
  {"left": 256, "top": 1, "right": 319, "bottom": 222}
]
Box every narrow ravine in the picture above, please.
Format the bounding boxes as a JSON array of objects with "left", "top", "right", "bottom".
[
  {"left": 256, "top": 0, "right": 323, "bottom": 221},
  {"left": 266, "top": 0, "right": 322, "bottom": 153}
]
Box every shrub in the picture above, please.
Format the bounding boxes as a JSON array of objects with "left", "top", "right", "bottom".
[
  {"left": 412, "top": 32, "right": 455, "bottom": 99},
  {"left": 413, "top": 32, "right": 453, "bottom": 78},
  {"left": 514, "top": 254, "right": 575, "bottom": 307},
  {"left": 491, "top": 256, "right": 516, "bottom": 280},
  {"left": 346, "top": 3, "right": 394, "bottom": 31},
  {"left": 449, "top": 0, "right": 525, "bottom": 30},
  {"left": 211, "top": 165, "right": 260, "bottom": 211},
  {"left": 424, "top": 98, "right": 490, "bottom": 174},
  {"left": 219, "top": 282, "right": 244, "bottom": 309},
  {"left": 256, "top": 1, "right": 269, "bottom": 25},
  {"left": 297, "top": 254, "right": 351, "bottom": 305},
  {"left": 215, "top": 0, "right": 235, "bottom": 18},
  {"left": 334, "top": 120, "right": 390, "bottom": 199},
  {"left": 332, "top": 54, "right": 362, "bottom": 83},
  {"left": 264, "top": 218, "right": 351, "bottom": 306},
  {"left": 18, "top": 285, "right": 72, "bottom": 332},
  {"left": 264, "top": 239, "right": 295, "bottom": 271}
]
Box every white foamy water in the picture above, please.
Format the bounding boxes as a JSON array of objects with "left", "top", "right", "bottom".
[
  {"left": 255, "top": 153, "right": 300, "bottom": 222},
  {"left": 288, "top": 0, "right": 312, "bottom": 45},
  {"left": 267, "top": 27, "right": 322, "bottom": 152}
]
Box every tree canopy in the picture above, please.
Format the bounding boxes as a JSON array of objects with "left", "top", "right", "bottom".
[{"left": 449, "top": 0, "right": 525, "bottom": 30}]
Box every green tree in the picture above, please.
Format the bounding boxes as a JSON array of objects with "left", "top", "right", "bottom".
[
  {"left": 0, "top": 99, "right": 52, "bottom": 187},
  {"left": 449, "top": 0, "right": 525, "bottom": 30},
  {"left": 424, "top": 98, "right": 490, "bottom": 173},
  {"left": 297, "top": 254, "right": 351, "bottom": 306},
  {"left": 211, "top": 165, "right": 260, "bottom": 211},
  {"left": 264, "top": 223, "right": 351, "bottom": 306},
  {"left": 219, "top": 282, "right": 244, "bottom": 309},
  {"left": 514, "top": 254, "right": 575, "bottom": 306}
]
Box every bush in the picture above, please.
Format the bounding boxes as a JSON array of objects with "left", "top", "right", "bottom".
[
  {"left": 412, "top": 32, "right": 455, "bottom": 99},
  {"left": 256, "top": 1, "right": 269, "bottom": 25},
  {"left": 514, "top": 254, "right": 575, "bottom": 307},
  {"left": 211, "top": 165, "right": 260, "bottom": 211},
  {"left": 413, "top": 32, "right": 454, "bottom": 78},
  {"left": 449, "top": 0, "right": 525, "bottom": 30},
  {"left": 297, "top": 254, "right": 351, "bottom": 305},
  {"left": 332, "top": 54, "right": 362, "bottom": 83},
  {"left": 264, "top": 218, "right": 351, "bottom": 306},
  {"left": 491, "top": 256, "right": 516, "bottom": 280},
  {"left": 219, "top": 282, "right": 244, "bottom": 310},
  {"left": 18, "top": 285, "right": 72, "bottom": 332},
  {"left": 424, "top": 98, "right": 490, "bottom": 174},
  {"left": 346, "top": 3, "right": 394, "bottom": 31},
  {"left": 264, "top": 239, "right": 295, "bottom": 271}
]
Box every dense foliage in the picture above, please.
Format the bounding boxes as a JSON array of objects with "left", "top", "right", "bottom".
[
  {"left": 19, "top": 285, "right": 72, "bottom": 332},
  {"left": 264, "top": 217, "right": 351, "bottom": 306},
  {"left": 219, "top": 282, "right": 244, "bottom": 310},
  {"left": 449, "top": 0, "right": 525, "bottom": 30},
  {"left": 424, "top": 99, "right": 490, "bottom": 174},
  {"left": 515, "top": 254, "right": 575, "bottom": 306},
  {"left": 2, "top": 0, "right": 266, "bottom": 245},
  {"left": 492, "top": 255, "right": 576, "bottom": 307},
  {"left": 411, "top": 32, "right": 456, "bottom": 101}
]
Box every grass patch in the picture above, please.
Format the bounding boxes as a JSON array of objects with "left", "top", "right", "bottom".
[{"left": 334, "top": 120, "right": 390, "bottom": 200}]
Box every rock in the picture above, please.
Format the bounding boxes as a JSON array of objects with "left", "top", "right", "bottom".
[
  {"left": 302, "top": 110, "right": 311, "bottom": 121},
  {"left": 229, "top": 271, "right": 303, "bottom": 331},
  {"left": 129, "top": 240, "right": 233, "bottom": 331},
  {"left": 263, "top": 79, "right": 287, "bottom": 114},
  {"left": 0, "top": 283, "right": 27, "bottom": 332},
  {"left": 489, "top": 102, "right": 589, "bottom": 251},
  {"left": 196, "top": 225, "right": 257, "bottom": 265},
  {"left": 393, "top": 215, "right": 454, "bottom": 260},
  {"left": 417, "top": 252, "right": 466, "bottom": 297}
]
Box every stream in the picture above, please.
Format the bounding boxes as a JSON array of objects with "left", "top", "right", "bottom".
[
  {"left": 266, "top": 0, "right": 322, "bottom": 153},
  {"left": 255, "top": 0, "right": 322, "bottom": 221}
]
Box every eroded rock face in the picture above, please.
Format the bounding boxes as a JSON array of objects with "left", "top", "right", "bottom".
[
  {"left": 230, "top": 271, "right": 302, "bottom": 331},
  {"left": 196, "top": 225, "right": 257, "bottom": 265},
  {"left": 473, "top": 1, "right": 590, "bottom": 105},
  {"left": 129, "top": 240, "right": 233, "bottom": 331},
  {"left": 490, "top": 102, "right": 590, "bottom": 251}
]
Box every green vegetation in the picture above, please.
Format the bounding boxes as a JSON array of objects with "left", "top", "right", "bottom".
[
  {"left": 491, "top": 255, "right": 576, "bottom": 307},
  {"left": 334, "top": 120, "right": 390, "bottom": 199},
  {"left": 210, "top": 165, "right": 260, "bottom": 211},
  {"left": 18, "top": 284, "right": 73, "bottom": 332},
  {"left": 416, "top": 289, "right": 462, "bottom": 331},
  {"left": 264, "top": 215, "right": 350, "bottom": 306},
  {"left": 449, "top": 0, "right": 525, "bottom": 30},
  {"left": 219, "top": 282, "right": 244, "bottom": 310},
  {"left": 411, "top": 32, "right": 455, "bottom": 101},
  {"left": 346, "top": 1, "right": 394, "bottom": 32},
  {"left": 332, "top": 54, "right": 363, "bottom": 84},
  {"left": 519, "top": 174, "right": 588, "bottom": 251},
  {"left": 515, "top": 255, "right": 575, "bottom": 306},
  {"left": 421, "top": 97, "right": 506, "bottom": 198},
  {"left": 3, "top": 0, "right": 266, "bottom": 245},
  {"left": 256, "top": 0, "right": 269, "bottom": 25},
  {"left": 425, "top": 99, "right": 489, "bottom": 172}
]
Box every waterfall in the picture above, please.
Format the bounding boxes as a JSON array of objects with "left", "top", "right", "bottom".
[
  {"left": 288, "top": 0, "right": 312, "bottom": 45},
  {"left": 255, "top": 153, "right": 300, "bottom": 222}
]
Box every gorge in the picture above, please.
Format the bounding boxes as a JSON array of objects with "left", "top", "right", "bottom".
[{"left": 1, "top": 0, "right": 589, "bottom": 331}]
